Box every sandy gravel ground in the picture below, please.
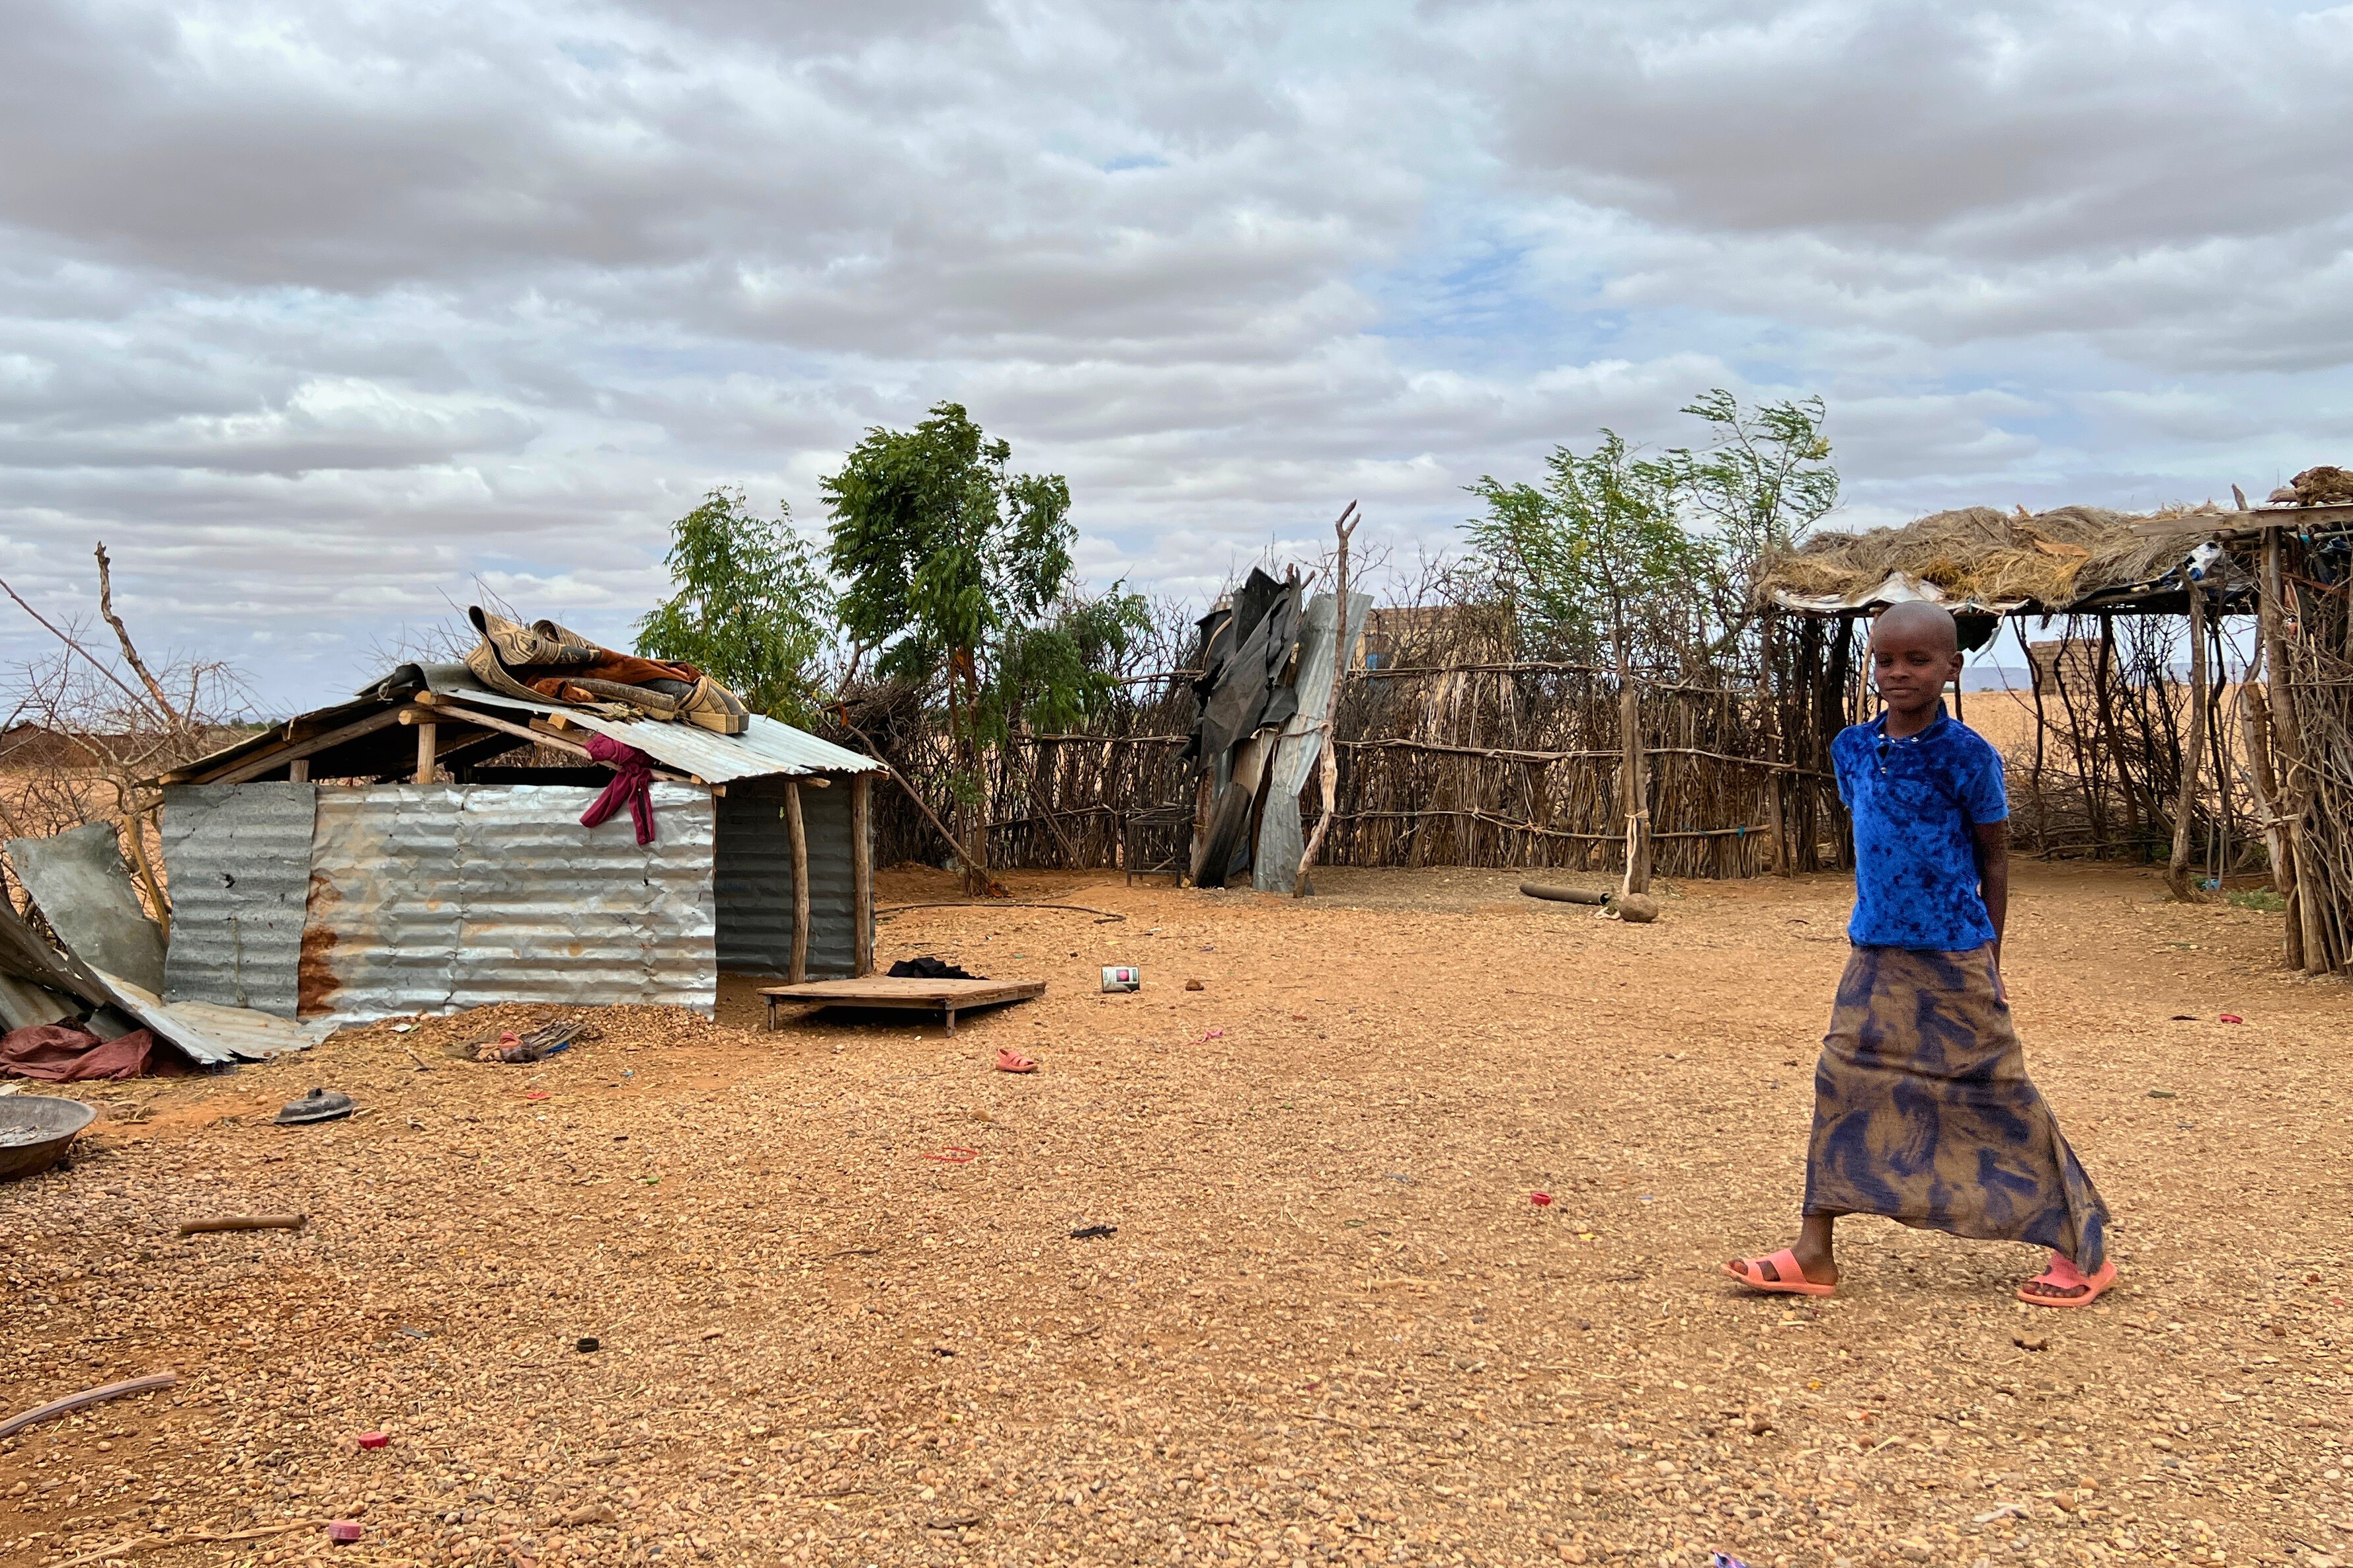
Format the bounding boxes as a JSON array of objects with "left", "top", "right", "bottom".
[{"left": 1, "top": 862, "right": 2348, "bottom": 1568}]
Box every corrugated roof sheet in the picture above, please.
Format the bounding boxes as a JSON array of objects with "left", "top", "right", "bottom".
[
  {"left": 159, "top": 664, "right": 883, "bottom": 787},
  {"left": 410, "top": 664, "right": 882, "bottom": 782}
]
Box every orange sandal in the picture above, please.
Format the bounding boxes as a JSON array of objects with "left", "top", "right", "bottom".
[
  {"left": 1721, "top": 1248, "right": 1837, "bottom": 1297},
  {"left": 2018, "top": 1254, "right": 2117, "bottom": 1308}
]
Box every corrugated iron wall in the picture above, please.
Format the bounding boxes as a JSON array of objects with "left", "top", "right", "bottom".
[
  {"left": 160, "top": 783, "right": 317, "bottom": 1019},
  {"left": 714, "top": 780, "right": 859, "bottom": 978},
  {"left": 298, "top": 783, "right": 715, "bottom": 1020}
]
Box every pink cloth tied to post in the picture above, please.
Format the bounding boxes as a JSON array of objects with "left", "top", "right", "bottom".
[{"left": 580, "top": 732, "right": 657, "bottom": 845}]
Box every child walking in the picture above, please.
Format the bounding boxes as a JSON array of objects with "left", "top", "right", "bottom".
[{"left": 1724, "top": 601, "right": 2116, "bottom": 1307}]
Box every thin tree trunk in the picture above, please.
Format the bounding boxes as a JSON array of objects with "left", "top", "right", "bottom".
[
  {"left": 1295, "top": 502, "right": 1359, "bottom": 896},
  {"left": 95, "top": 544, "right": 186, "bottom": 729}
]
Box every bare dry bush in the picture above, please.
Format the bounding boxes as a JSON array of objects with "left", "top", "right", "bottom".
[{"left": 0, "top": 545, "right": 255, "bottom": 925}]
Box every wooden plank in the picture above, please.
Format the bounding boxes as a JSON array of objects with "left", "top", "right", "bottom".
[
  {"left": 759, "top": 978, "right": 1045, "bottom": 1006},
  {"left": 422, "top": 698, "right": 694, "bottom": 782},
  {"left": 850, "top": 773, "right": 873, "bottom": 977},
  {"left": 759, "top": 976, "right": 1045, "bottom": 1035},
  {"left": 785, "top": 778, "right": 811, "bottom": 986},
  {"left": 415, "top": 721, "right": 438, "bottom": 783},
  {"left": 198, "top": 705, "right": 408, "bottom": 785}
]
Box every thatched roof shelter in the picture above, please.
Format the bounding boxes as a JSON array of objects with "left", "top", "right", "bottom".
[{"left": 1757, "top": 504, "right": 2248, "bottom": 619}]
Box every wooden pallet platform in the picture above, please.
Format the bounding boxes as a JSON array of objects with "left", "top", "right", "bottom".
[{"left": 759, "top": 977, "right": 1046, "bottom": 1035}]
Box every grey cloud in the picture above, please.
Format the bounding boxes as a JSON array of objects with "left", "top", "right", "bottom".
[{"left": 0, "top": 0, "right": 2346, "bottom": 709}]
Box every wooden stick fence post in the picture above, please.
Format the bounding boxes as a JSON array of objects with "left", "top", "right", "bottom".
[
  {"left": 1295, "top": 500, "right": 1359, "bottom": 896},
  {"left": 2167, "top": 581, "right": 2210, "bottom": 902},
  {"left": 1618, "top": 680, "right": 1651, "bottom": 896},
  {"left": 2260, "top": 531, "right": 2317, "bottom": 968}
]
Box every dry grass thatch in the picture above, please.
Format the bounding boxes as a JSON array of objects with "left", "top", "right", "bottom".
[{"left": 1757, "top": 503, "right": 2229, "bottom": 609}]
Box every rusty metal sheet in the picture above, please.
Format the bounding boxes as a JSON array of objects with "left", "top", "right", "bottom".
[
  {"left": 302, "top": 786, "right": 465, "bottom": 1021},
  {"left": 160, "top": 783, "right": 317, "bottom": 1017},
  {"left": 301, "top": 783, "right": 714, "bottom": 1021}
]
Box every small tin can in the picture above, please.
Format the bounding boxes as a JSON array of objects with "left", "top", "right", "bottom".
[{"left": 1101, "top": 966, "right": 1140, "bottom": 992}]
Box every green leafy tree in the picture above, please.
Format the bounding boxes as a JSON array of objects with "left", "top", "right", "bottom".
[
  {"left": 989, "top": 590, "right": 1152, "bottom": 736},
  {"left": 1657, "top": 389, "right": 1838, "bottom": 652},
  {"left": 1464, "top": 429, "right": 1714, "bottom": 673},
  {"left": 635, "top": 489, "right": 835, "bottom": 725},
  {"left": 822, "top": 401, "right": 1135, "bottom": 881}
]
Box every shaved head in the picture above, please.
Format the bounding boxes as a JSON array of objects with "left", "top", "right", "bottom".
[{"left": 1873, "top": 601, "right": 1960, "bottom": 655}]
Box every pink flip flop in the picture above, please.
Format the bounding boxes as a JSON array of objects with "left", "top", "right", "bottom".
[
  {"left": 1721, "top": 1248, "right": 1836, "bottom": 1297},
  {"left": 2018, "top": 1254, "right": 2118, "bottom": 1308}
]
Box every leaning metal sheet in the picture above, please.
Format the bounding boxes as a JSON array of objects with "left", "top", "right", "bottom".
[
  {"left": 447, "top": 785, "right": 715, "bottom": 1014},
  {"left": 161, "top": 784, "right": 317, "bottom": 1017},
  {"left": 302, "top": 786, "right": 465, "bottom": 1020},
  {"left": 301, "top": 784, "right": 715, "bottom": 1021}
]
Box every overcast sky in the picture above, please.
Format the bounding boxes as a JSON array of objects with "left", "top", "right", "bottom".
[{"left": 4, "top": 0, "right": 2348, "bottom": 709}]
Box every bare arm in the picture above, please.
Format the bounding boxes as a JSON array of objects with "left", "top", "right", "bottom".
[{"left": 1973, "top": 820, "right": 2009, "bottom": 991}]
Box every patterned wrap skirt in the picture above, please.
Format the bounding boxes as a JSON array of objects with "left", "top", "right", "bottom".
[{"left": 1805, "top": 943, "right": 2110, "bottom": 1272}]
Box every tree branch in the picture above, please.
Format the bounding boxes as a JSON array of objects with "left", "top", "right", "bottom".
[
  {"left": 95, "top": 543, "right": 188, "bottom": 730},
  {"left": 0, "top": 576, "right": 159, "bottom": 719}
]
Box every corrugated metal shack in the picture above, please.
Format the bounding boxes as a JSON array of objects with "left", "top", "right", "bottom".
[{"left": 155, "top": 663, "right": 884, "bottom": 1023}]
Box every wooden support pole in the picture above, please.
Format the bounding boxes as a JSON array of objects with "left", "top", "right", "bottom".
[
  {"left": 2167, "top": 586, "right": 2210, "bottom": 901},
  {"left": 2261, "top": 532, "right": 2319, "bottom": 970},
  {"left": 1761, "top": 613, "right": 1789, "bottom": 877},
  {"left": 785, "top": 778, "right": 811, "bottom": 986},
  {"left": 1618, "top": 681, "right": 1652, "bottom": 895},
  {"left": 851, "top": 773, "right": 874, "bottom": 978},
  {"left": 287, "top": 759, "right": 309, "bottom": 783},
  {"left": 414, "top": 721, "right": 438, "bottom": 784}
]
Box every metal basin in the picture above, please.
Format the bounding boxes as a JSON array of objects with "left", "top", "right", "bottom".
[{"left": 0, "top": 1095, "right": 98, "bottom": 1181}]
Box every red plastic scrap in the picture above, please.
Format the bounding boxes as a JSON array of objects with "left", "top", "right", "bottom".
[
  {"left": 2218, "top": 1013, "right": 2245, "bottom": 1024},
  {"left": 355, "top": 1431, "right": 389, "bottom": 1450},
  {"left": 1530, "top": 1192, "right": 1554, "bottom": 1207},
  {"left": 327, "top": 1520, "right": 364, "bottom": 1544}
]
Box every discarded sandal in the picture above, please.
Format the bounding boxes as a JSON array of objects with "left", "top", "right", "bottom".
[
  {"left": 994, "top": 1048, "right": 1037, "bottom": 1074},
  {"left": 2017, "top": 1254, "right": 2117, "bottom": 1308},
  {"left": 1721, "top": 1248, "right": 1836, "bottom": 1297}
]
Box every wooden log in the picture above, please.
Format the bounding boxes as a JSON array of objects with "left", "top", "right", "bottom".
[
  {"left": 1519, "top": 881, "right": 1605, "bottom": 905},
  {"left": 851, "top": 773, "right": 874, "bottom": 978},
  {"left": 414, "top": 721, "right": 438, "bottom": 783},
  {"left": 785, "top": 778, "right": 811, "bottom": 986},
  {"left": 177, "top": 1214, "right": 305, "bottom": 1235}
]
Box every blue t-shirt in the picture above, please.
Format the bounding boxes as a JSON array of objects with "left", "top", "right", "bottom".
[{"left": 1833, "top": 705, "right": 2008, "bottom": 951}]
